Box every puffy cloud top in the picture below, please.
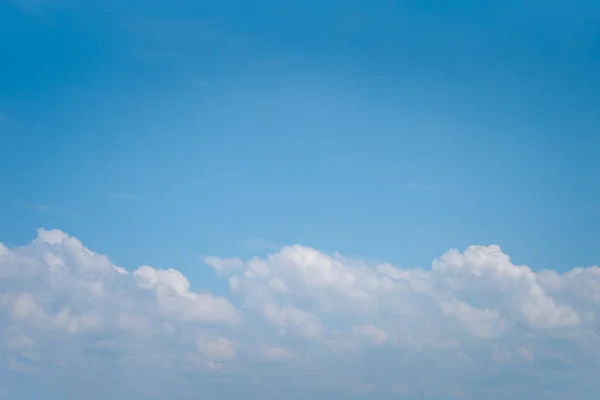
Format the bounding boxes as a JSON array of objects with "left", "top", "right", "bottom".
[{"left": 1, "top": 229, "right": 599, "bottom": 399}]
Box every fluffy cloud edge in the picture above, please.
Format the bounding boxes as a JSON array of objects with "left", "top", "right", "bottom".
[{"left": 1, "top": 228, "right": 600, "bottom": 399}]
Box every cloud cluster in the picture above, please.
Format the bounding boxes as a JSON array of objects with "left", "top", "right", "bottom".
[{"left": 1, "top": 229, "right": 600, "bottom": 399}]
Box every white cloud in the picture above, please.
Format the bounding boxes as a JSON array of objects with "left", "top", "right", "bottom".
[
  {"left": 133, "top": 265, "right": 238, "bottom": 324},
  {"left": 202, "top": 256, "right": 244, "bottom": 276},
  {"left": 257, "top": 344, "right": 293, "bottom": 360},
  {"left": 1, "top": 228, "right": 600, "bottom": 399},
  {"left": 196, "top": 334, "right": 237, "bottom": 361},
  {"left": 117, "top": 312, "right": 151, "bottom": 332},
  {"left": 260, "top": 301, "right": 324, "bottom": 340},
  {"left": 352, "top": 324, "right": 387, "bottom": 345}
]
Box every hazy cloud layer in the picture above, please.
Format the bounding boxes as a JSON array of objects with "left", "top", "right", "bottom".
[{"left": 1, "top": 229, "right": 600, "bottom": 399}]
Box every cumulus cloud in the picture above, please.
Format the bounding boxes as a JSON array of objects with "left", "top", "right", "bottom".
[
  {"left": 257, "top": 344, "right": 293, "bottom": 360},
  {"left": 133, "top": 265, "right": 239, "bottom": 324},
  {"left": 352, "top": 324, "right": 387, "bottom": 346},
  {"left": 195, "top": 334, "right": 237, "bottom": 361},
  {"left": 1, "top": 229, "right": 600, "bottom": 399},
  {"left": 202, "top": 256, "right": 245, "bottom": 276}
]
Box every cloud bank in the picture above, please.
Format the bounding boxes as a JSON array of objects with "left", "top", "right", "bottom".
[{"left": 1, "top": 229, "right": 599, "bottom": 399}]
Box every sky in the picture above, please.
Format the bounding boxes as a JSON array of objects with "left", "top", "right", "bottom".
[{"left": 0, "top": 0, "right": 599, "bottom": 399}]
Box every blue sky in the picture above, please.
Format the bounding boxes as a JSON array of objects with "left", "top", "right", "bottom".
[{"left": 1, "top": 1, "right": 599, "bottom": 399}]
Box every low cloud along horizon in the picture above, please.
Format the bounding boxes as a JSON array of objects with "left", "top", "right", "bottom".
[{"left": 1, "top": 228, "right": 599, "bottom": 399}]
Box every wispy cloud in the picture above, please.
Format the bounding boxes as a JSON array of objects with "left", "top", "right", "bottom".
[
  {"left": 192, "top": 77, "right": 210, "bottom": 86},
  {"left": 27, "top": 203, "right": 52, "bottom": 212},
  {"left": 26, "top": 203, "right": 72, "bottom": 216}
]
